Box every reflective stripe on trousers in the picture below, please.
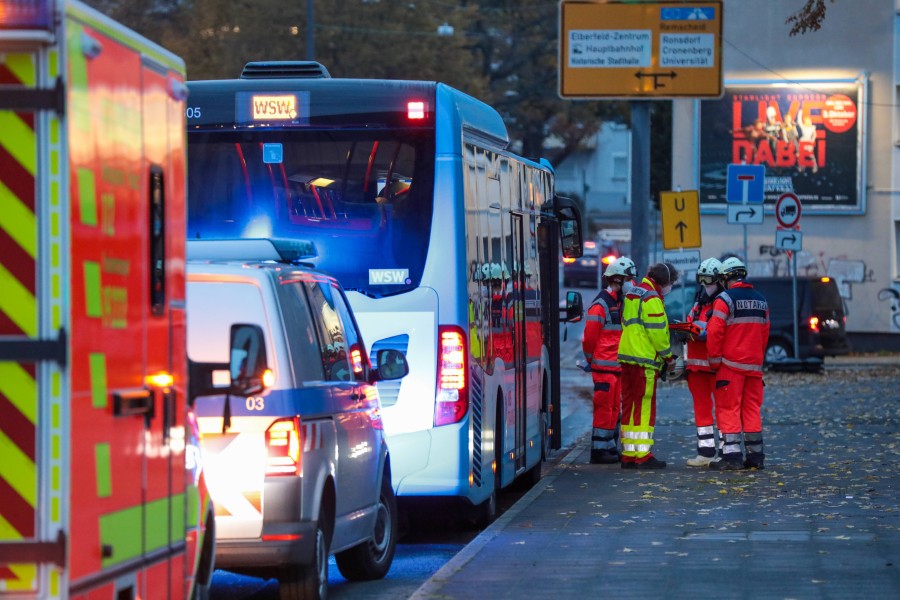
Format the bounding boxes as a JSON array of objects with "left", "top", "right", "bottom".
[
  {"left": 592, "top": 427, "right": 617, "bottom": 452},
  {"left": 620, "top": 363, "right": 658, "bottom": 460}
]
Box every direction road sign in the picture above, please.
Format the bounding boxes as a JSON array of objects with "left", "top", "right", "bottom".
[
  {"left": 775, "top": 192, "right": 802, "bottom": 228},
  {"left": 727, "top": 203, "right": 764, "bottom": 225},
  {"left": 660, "top": 190, "right": 702, "bottom": 250},
  {"left": 726, "top": 164, "right": 766, "bottom": 203},
  {"left": 662, "top": 250, "right": 701, "bottom": 273},
  {"left": 775, "top": 228, "right": 802, "bottom": 251},
  {"left": 558, "top": 1, "right": 723, "bottom": 98}
]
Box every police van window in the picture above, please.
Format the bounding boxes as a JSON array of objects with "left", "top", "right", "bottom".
[
  {"left": 276, "top": 279, "right": 325, "bottom": 382},
  {"left": 328, "top": 282, "right": 366, "bottom": 382},
  {"left": 302, "top": 280, "right": 353, "bottom": 382}
]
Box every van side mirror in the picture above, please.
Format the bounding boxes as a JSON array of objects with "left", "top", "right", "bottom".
[
  {"left": 229, "top": 323, "right": 270, "bottom": 396},
  {"left": 555, "top": 195, "right": 584, "bottom": 259},
  {"left": 563, "top": 291, "right": 583, "bottom": 323},
  {"left": 372, "top": 348, "right": 409, "bottom": 382}
]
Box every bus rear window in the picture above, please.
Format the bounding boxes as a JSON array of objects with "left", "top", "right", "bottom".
[{"left": 187, "top": 129, "right": 435, "bottom": 297}]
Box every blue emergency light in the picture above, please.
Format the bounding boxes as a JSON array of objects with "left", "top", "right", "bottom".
[{"left": 0, "top": 0, "right": 52, "bottom": 29}]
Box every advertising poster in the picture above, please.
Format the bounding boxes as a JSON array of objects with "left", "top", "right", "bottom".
[{"left": 699, "top": 80, "right": 864, "bottom": 213}]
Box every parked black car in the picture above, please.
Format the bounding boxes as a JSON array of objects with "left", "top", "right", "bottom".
[
  {"left": 562, "top": 241, "right": 600, "bottom": 288},
  {"left": 665, "top": 276, "right": 850, "bottom": 363}
]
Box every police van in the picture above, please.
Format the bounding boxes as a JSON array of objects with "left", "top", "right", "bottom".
[{"left": 185, "top": 239, "right": 409, "bottom": 599}]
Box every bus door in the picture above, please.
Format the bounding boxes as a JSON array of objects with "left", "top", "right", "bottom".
[{"left": 510, "top": 213, "right": 527, "bottom": 472}]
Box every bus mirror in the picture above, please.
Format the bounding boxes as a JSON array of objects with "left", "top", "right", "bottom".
[
  {"left": 373, "top": 348, "right": 409, "bottom": 382},
  {"left": 563, "top": 291, "right": 583, "bottom": 323},
  {"left": 229, "top": 324, "right": 270, "bottom": 396},
  {"left": 554, "top": 196, "right": 583, "bottom": 259}
]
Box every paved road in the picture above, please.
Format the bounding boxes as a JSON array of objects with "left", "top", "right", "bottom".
[{"left": 412, "top": 358, "right": 900, "bottom": 599}]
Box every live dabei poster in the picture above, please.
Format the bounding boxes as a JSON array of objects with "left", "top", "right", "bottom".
[{"left": 699, "top": 81, "right": 864, "bottom": 213}]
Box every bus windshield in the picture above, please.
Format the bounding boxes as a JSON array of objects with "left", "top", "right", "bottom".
[{"left": 187, "top": 128, "right": 435, "bottom": 297}]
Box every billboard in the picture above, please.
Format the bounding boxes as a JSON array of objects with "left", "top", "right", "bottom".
[{"left": 699, "top": 79, "right": 865, "bottom": 214}]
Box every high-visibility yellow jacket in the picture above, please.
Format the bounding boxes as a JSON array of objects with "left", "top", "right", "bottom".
[{"left": 617, "top": 277, "right": 673, "bottom": 370}]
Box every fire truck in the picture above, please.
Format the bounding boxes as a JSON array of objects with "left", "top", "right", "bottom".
[{"left": 0, "top": 1, "right": 214, "bottom": 598}]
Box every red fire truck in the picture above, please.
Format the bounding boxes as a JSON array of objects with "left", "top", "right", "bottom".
[{"left": 0, "top": 1, "right": 214, "bottom": 598}]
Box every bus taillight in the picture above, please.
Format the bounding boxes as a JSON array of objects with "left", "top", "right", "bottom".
[
  {"left": 435, "top": 325, "right": 468, "bottom": 427},
  {"left": 407, "top": 101, "right": 426, "bottom": 119}
]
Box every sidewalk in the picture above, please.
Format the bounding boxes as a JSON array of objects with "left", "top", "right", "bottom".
[{"left": 412, "top": 360, "right": 900, "bottom": 599}]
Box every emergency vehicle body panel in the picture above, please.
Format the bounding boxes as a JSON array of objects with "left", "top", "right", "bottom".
[{"left": 0, "top": 1, "right": 210, "bottom": 598}]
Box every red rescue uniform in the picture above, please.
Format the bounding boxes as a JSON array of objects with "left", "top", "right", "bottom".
[
  {"left": 685, "top": 291, "right": 719, "bottom": 458},
  {"left": 582, "top": 289, "right": 623, "bottom": 460},
  {"left": 707, "top": 281, "right": 770, "bottom": 467}
]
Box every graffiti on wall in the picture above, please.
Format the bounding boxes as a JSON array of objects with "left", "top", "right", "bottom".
[
  {"left": 720, "top": 247, "right": 893, "bottom": 330},
  {"left": 877, "top": 287, "right": 900, "bottom": 332}
]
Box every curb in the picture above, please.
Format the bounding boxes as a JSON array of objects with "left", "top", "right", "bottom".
[{"left": 408, "top": 434, "right": 589, "bottom": 599}]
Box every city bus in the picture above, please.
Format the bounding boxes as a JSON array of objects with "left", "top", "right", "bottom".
[{"left": 184, "top": 61, "right": 583, "bottom": 521}]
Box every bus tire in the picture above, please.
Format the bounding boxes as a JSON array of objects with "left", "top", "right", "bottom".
[{"left": 471, "top": 396, "right": 503, "bottom": 529}]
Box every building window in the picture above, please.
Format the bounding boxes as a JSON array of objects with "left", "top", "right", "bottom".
[{"left": 611, "top": 153, "right": 628, "bottom": 181}]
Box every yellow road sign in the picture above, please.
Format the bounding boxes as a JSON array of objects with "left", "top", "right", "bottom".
[
  {"left": 660, "top": 190, "right": 702, "bottom": 250},
  {"left": 559, "top": 1, "right": 722, "bottom": 99}
]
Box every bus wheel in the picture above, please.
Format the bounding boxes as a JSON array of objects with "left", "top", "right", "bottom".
[{"left": 471, "top": 399, "right": 503, "bottom": 529}]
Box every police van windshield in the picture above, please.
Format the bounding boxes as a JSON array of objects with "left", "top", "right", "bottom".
[{"left": 187, "top": 129, "right": 435, "bottom": 297}]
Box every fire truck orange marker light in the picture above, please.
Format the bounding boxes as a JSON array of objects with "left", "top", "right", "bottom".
[{"left": 146, "top": 372, "right": 174, "bottom": 387}]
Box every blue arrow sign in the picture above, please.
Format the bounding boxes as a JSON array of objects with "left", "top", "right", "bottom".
[{"left": 726, "top": 164, "right": 765, "bottom": 204}]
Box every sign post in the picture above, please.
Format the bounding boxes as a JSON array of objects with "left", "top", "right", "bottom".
[
  {"left": 774, "top": 192, "right": 803, "bottom": 360},
  {"left": 725, "top": 163, "right": 765, "bottom": 260}
]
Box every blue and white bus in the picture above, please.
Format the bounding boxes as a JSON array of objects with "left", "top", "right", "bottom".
[{"left": 185, "top": 62, "right": 583, "bottom": 521}]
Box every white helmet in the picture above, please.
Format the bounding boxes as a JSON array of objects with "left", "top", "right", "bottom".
[
  {"left": 604, "top": 258, "right": 628, "bottom": 279},
  {"left": 696, "top": 257, "right": 723, "bottom": 285},
  {"left": 721, "top": 256, "right": 748, "bottom": 280},
  {"left": 608, "top": 256, "right": 636, "bottom": 279}
]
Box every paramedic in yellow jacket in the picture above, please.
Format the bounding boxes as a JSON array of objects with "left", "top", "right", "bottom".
[{"left": 617, "top": 262, "right": 679, "bottom": 469}]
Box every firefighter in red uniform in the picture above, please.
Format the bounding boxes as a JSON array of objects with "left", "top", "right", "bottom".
[
  {"left": 581, "top": 257, "right": 635, "bottom": 464},
  {"left": 684, "top": 258, "right": 724, "bottom": 467},
  {"left": 706, "top": 257, "right": 770, "bottom": 470}
]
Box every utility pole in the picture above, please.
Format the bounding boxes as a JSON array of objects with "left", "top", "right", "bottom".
[
  {"left": 630, "top": 101, "right": 650, "bottom": 274},
  {"left": 306, "top": 0, "right": 315, "bottom": 60}
]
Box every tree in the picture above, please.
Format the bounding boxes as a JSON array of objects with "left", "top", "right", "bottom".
[
  {"left": 785, "top": 0, "right": 836, "bottom": 36},
  {"left": 459, "top": 0, "right": 627, "bottom": 163}
]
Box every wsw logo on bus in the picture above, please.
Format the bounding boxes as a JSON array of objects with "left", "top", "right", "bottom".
[
  {"left": 369, "top": 269, "right": 410, "bottom": 285},
  {"left": 251, "top": 94, "right": 298, "bottom": 120}
]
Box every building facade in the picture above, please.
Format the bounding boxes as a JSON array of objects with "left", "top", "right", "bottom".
[{"left": 672, "top": 0, "right": 900, "bottom": 349}]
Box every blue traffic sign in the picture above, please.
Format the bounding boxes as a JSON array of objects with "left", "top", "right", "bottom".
[{"left": 726, "top": 164, "right": 765, "bottom": 203}]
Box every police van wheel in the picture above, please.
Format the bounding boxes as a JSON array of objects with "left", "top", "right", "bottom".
[
  {"left": 279, "top": 523, "right": 328, "bottom": 600},
  {"left": 335, "top": 476, "right": 398, "bottom": 581}
]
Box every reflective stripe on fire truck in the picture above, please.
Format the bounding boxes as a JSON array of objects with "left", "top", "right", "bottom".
[{"left": 0, "top": 51, "right": 39, "bottom": 594}]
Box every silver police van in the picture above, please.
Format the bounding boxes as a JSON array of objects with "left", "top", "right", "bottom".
[{"left": 186, "top": 239, "right": 408, "bottom": 600}]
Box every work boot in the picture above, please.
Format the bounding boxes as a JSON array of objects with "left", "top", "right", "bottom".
[
  {"left": 632, "top": 456, "right": 667, "bottom": 469},
  {"left": 709, "top": 456, "right": 744, "bottom": 471},
  {"left": 686, "top": 454, "right": 719, "bottom": 467},
  {"left": 620, "top": 460, "right": 636, "bottom": 470},
  {"left": 590, "top": 449, "right": 620, "bottom": 464},
  {"left": 744, "top": 453, "right": 765, "bottom": 470}
]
